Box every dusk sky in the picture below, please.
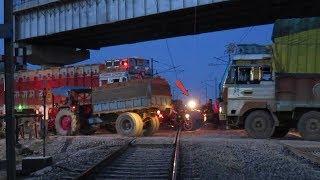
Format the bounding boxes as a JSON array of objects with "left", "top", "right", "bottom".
[{"left": 0, "top": 1, "right": 274, "bottom": 102}]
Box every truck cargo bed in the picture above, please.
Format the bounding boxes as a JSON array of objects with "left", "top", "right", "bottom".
[
  {"left": 275, "top": 73, "right": 320, "bottom": 111},
  {"left": 92, "top": 78, "right": 172, "bottom": 114},
  {"left": 93, "top": 95, "right": 171, "bottom": 114}
]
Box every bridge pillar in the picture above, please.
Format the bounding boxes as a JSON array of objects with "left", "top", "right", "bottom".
[{"left": 15, "top": 44, "right": 90, "bottom": 66}]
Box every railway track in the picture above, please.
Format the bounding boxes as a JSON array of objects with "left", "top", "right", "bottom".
[
  {"left": 281, "top": 143, "right": 320, "bottom": 166},
  {"left": 75, "top": 129, "right": 181, "bottom": 179}
]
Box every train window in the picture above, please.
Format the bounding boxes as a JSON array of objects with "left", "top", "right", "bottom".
[
  {"left": 23, "top": 91, "right": 28, "bottom": 99},
  {"left": 145, "top": 60, "right": 150, "bottom": 66},
  {"left": 40, "top": 90, "right": 45, "bottom": 98},
  {"left": 106, "top": 61, "right": 112, "bottom": 67},
  {"left": 14, "top": 92, "right": 19, "bottom": 99},
  {"left": 137, "top": 59, "right": 144, "bottom": 66},
  {"left": 130, "top": 59, "right": 136, "bottom": 66},
  {"left": 114, "top": 61, "right": 120, "bottom": 67},
  {"left": 113, "top": 79, "right": 120, "bottom": 83},
  {"left": 29, "top": 91, "right": 34, "bottom": 98}
]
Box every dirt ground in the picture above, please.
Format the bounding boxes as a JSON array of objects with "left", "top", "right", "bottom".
[{"left": 0, "top": 126, "right": 319, "bottom": 179}]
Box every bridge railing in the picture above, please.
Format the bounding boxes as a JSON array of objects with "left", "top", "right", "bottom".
[{"left": 13, "top": 0, "right": 59, "bottom": 12}]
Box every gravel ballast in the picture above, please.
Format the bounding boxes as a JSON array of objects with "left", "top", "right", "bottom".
[
  {"left": 180, "top": 133, "right": 320, "bottom": 180},
  {"left": 1, "top": 129, "right": 319, "bottom": 179}
]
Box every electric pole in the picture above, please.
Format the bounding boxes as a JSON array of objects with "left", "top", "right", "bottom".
[{"left": 3, "top": 0, "right": 16, "bottom": 178}]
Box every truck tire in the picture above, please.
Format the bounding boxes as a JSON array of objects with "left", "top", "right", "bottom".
[
  {"left": 116, "top": 112, "right": 143, "bottom": 137},
  {"left": 55, "top": 109, "right": 79, "bottom": 136},
  {"left": 272, "top": 127, "right": 290, "bottom": 138},
  {"left": 245, "top": 110, "right": 275, "bottom": 139},
  {"left": 143, "top": 116, "right": 160, "bottom": 136},
  {"left": 297, "top": 111, "right": 320, "bottom": 141}
]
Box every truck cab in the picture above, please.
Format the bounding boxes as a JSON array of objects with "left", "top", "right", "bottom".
[{"left": 219, "top": 62, "right": 274, "bottom": 128}]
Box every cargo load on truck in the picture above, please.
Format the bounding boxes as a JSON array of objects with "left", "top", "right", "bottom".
[
  {"left": 272, "top": 17, "right": 320, "bottom": 73},
  {"left": 92, "top": 78, "right": 172, "bottom": 114}
]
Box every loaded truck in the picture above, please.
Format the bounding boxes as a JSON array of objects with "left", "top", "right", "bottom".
[
  {"left": 219, "top": 18, "right": 320, "bottom": 141},
  {"left": 50, "top": 77, "right": 172, "bottom": 137}
]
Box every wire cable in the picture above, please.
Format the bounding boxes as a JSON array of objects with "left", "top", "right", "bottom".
[
  {"left": 239, "top": 26, "right": 254, "bottom": 44},
  {"left": 165, "top": 39, "right": 178, "bottom": 79}
]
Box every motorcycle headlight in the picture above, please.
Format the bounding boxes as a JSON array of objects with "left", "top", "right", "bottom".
[
  {"left": 187, "top": 100, "right": 197, "bottom": 109},
  {"left": 185, "top": 113, "right": 190, "bottom": 120}
]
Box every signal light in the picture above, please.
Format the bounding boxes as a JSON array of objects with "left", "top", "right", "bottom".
[{"left": 18, "top": 104, "right": 23, "bottom": 111}]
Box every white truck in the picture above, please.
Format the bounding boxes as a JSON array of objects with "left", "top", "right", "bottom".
[{"left": 219, "top": 41, "right": 320, "bottom": 141}]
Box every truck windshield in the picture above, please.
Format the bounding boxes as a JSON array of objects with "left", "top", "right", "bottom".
[
  {"left": 225, "top": 66, "right": 237, "bottom": 84},
  {"left": 237, "top": 67, "right": 251, "bottom": 84},
  {"left": 225, "top": 65, "right": 271, "bottom": 85}
]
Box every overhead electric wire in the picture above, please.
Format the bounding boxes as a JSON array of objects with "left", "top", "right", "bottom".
[
  {"left": 239, "top": 26, "right": 254, "bottom": 44},
  {"left": 154, "top": 65, "right": 183, "bottom": 76},
  {"left": 152, "top": 59, "right": 176, "bottom": 69},
  {"left": 165, "top": 39, "right": 178, "bottom": 79}
]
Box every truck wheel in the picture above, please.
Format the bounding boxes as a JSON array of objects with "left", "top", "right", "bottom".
[
  {"left": 298, "top": 111, "right": 320, "bottom": 141},
  {"left": 143, "top": 116, "right": 160, "bottom": 136},
  {"left": 245, "top": 110, "right": 275, "bottom": 139},
  {"left": 116, "top": 112, "right": 143, "bottom": 137},
  {"left": 272, "top": 127, "right": 290, "bottom": 138},
  {"left": 55, "top": 109, "right": 79, "bottom": 136}
]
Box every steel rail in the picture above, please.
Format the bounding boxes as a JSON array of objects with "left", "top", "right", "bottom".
[
  {"left": 282, "top": 143, "right": 320, "bottom": 165},
  {"left": 75, "top": 139, "right": 135, "bottom": 180},
  {"left": 171, "top": 128, "right": 181, "bottom": 180},
  {"left": 75, "top": 129, "right": 181, "bottom": 180}
]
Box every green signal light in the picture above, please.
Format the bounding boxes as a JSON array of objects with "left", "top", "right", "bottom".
[{"left": 18, "top": 104, "right": 23, "bottom": 111}]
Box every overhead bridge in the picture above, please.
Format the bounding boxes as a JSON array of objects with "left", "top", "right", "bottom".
[{"left": 14, "top": 0, "right": 320, "bottom": 49}]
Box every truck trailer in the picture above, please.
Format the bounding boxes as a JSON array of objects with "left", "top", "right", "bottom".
[{"left": 219, "top": 18, "right": 320, "bottom": 141}]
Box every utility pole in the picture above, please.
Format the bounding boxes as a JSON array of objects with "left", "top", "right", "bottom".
[
  {"left": 205, "top": 85, "right": 208, "bottom": 103},
  {"left": 151, "top": 58, "right": 154, "bottom": 77},
  {"left": 2, "top": 0, "right": 16, "bottom": 178},
  {"left": 215, "top": 77, "right": 218, "bottom": 99}
]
